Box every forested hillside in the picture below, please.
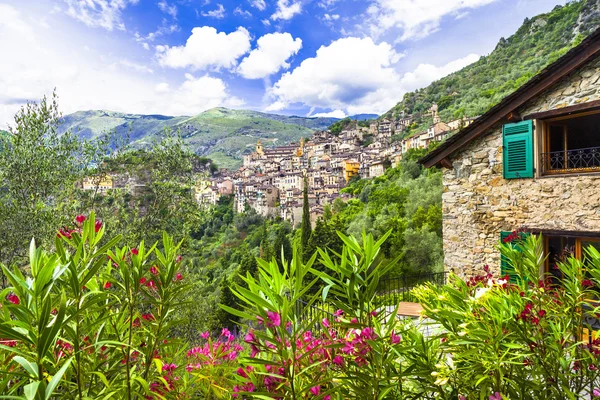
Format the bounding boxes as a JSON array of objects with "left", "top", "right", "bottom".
[
  {"left": 57, "top": 108, "right": 339, "bottom": 169},
  {"left": 384, "top": 0, "right": 600, "bottom": 123}
]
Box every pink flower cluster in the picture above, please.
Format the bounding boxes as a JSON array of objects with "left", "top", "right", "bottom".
[{"left": 185, "top": 328, "right": 243, "bottom": 372}]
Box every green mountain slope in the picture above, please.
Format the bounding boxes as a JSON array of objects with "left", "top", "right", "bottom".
[
  {"left": 58, "top": 108, "right": 340, "bottom": 169},
  {"left": 384, "top": 0, "right": 600, "bottom": 126}
]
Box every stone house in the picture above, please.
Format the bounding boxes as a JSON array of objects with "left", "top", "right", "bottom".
[
  {"left": 369, "top": 161, "right": 386, "bottom": 178},
  {"left": 421, "top": 28, "right": 600, "bottom": 279}
]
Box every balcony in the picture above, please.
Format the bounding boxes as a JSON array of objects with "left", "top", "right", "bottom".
[{"left": 541, "top": 146, "right": 600, "bottom": 174}]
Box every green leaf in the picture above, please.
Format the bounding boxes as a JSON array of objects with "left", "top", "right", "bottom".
[
  {"left": 13, "top": 356, "right": 38, "bottom": 379},
  {"left": 24, "top": 381, "right": 39, "bottom": 400},
  {"left": 45, "top": 358, "right": 72, "bottom": 400}
]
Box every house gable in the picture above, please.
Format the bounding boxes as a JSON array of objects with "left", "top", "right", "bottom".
[{"left": 421, "top": 27, "right": 600, "bottom": 169}]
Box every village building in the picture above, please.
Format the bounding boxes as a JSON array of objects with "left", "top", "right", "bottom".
[{"left": 420, "top": 28, "right": 600, "bottom": 280}]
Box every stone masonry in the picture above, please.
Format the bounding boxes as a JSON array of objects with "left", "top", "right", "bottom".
[{"left": 443, "top": 57, "right": 600, "bottom": 278}]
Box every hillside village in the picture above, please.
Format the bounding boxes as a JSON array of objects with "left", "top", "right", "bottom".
[
  {"left": 79, "top": 104, "right": 475, "bottom": 226},
  {"left": 193, "top": 105, "right": 477, "bottom": 226}
]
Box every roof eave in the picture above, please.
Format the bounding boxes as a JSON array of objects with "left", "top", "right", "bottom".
[{"left": 419, "top": 27, "right": 600, "bottom": 168}]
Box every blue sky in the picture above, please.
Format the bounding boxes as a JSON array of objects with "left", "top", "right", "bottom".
[{"left": 0, "top": 0, "right": 566, "bottom": 127}]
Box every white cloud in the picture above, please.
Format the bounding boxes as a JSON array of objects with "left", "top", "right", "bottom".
[
  {"left": 271, "top": 0, "right": 301, "bottom": 20},
  {"left": 156, "top": 26, "right": 251, "bottom": 71},
  {"left": 155, "top": 82, "right": 170, "bottom": 93},
  {"left": 63, "top": 0, "right": 138, "bottom": 31},
  {"left": 250, "top": 0, "right": 266, "bottom": 11},
  {"left": 234, "top": 7, "right": 253, "bottom": 17},
  {"left": 238, "top": 33, "right": 302, "bottom": 79},
  {"left": 0, "top": 4, "right": 243, "bottom": 128},
  {"left": 158, "top": 74, "right": 244, "bottom": 115},
  {"left": 318, "top": 0, "right": 339, "bottom": 8},
  {"left": 119, "top": 59, "right": 154, "bottom": 73},
  {"left": 311, "top": 109, "right": 346, "bottom": 118},
  {"left": 262, "top": 19, "right": 271, "bottom": 26},
  {"left": 158, "top": 1, "right": 177, "bottom": 18},
  {"left": 323, "top": 13, "right": 339, "bottom": 21},
  {"left": 367, "top": 0, "right": 499, "bottom": 40},
  {"left": 135, "top": 20, "right": 179, "bottom": 49},
  {"left": 268, "top": 36, "right": 478, "bottom": 115},
  {"left": 202, "top": 4, "right": 226, "bottom": 19},
  {"left": 398, "top": 53, "right": 480, "bottom": 91},
  {"left": 268, "top": 37, "right": 402, "bottom": 115}
]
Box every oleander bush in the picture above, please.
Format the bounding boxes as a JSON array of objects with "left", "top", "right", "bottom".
[{"left": 2, "top": 218, "right": 600, "bottom": 399}]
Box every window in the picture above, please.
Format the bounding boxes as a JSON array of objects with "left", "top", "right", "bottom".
[
  {"left": 545, "top": 235, "right": 600, "bottom": 284},
  {"left": 541, "top": 112, "right": 600, "bottom": 175}
]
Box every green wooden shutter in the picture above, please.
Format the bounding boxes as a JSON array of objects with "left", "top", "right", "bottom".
[
  {"left": 500, "top": 231, "right": 531, "bottom": 284},
  {"left": 503, "top": 120, "right": 534, "bottom": 179}
]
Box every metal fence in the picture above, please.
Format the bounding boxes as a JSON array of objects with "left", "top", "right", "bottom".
[{"left": 376, "top": 271, "right": 448, "bottom": 305}]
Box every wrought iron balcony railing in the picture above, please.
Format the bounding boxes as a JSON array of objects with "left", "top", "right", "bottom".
[{"left": 541, "top": 146, "right": 600, "bottom": 174}]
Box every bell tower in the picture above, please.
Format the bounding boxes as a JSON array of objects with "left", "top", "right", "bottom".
[{"left": 256, "top": 140, "right": 264, "bottom": 156}]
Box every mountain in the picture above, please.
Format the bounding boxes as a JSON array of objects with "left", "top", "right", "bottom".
[
  {"left": 383, "top": 0, "right": 600, "bottom": 129},
  {"left": 58, "top": 108, "right": 340, "bottom": 169}
]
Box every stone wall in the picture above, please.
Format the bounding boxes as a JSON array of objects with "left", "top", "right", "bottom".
[{"left": 442, "top": 56, "right": 600, "bottom": 278}]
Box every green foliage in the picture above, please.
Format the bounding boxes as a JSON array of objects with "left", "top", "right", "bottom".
[
  {"left": 328, "top": 118, "right": 352, "bottom": 135},
  {"left": 0, "top": 92, "right": 101, "bottom": 265},
  {"left": 0, "top": 214, "right": 190, "bottom": 399},
  {"left": 334, "top": 158, "right": 443, "bottom": 276}
]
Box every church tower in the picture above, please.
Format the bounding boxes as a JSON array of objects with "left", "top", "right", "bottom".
[
  {"left": 256, "top": 140, "right": 264, "bottom": 156},
  {"left": 431, "top": 103, "right": 441, "bottom": 124},
  {"left": 297, "top": 137, "right": 305, "bottom": 157}
]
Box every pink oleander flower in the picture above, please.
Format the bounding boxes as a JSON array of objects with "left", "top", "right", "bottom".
[
  {"left": 150, "top": 266, "right": 159, "bottom": 275},
  {"left": 334, "top": 309, "right": 343, "bottom": 317},
  {"left": 75, "top": 215, "right": 86, "bottom": 224},
  {"left": 103, "top": 281, "right": 112, "bottom": 289},
  {"left": 131, "top": 248, "right": 139, "bottom": 256},
  {"left": 489, "top": 393, "right": 502, "bottom": 400},
  {"left": 391, "top": 332, "right": 401, "bottom": 344},
  {"left": 332, "top": 355, "right": 344, "bottom": 366},
  {"left": 94, "top": 220, "right": 102, "bottom": 232},
  {"left": 201, "top": 331, "right": 210, "bottom": 340},
  {"left": 266, "top": 311, "right": 281, "bottom": 327},
  {"left": 139, "top": 277, "right": 147, "bottom": 284},
  {"left": 236, "top": 367, "right": 248, "bottom": 378},
  {"left": 163, "top": 363, "right": 177, "bottom": 372},
  {"left": 322, "top": 318, "right": 330, "bottom": 328},
  {"left": 244, "top": 331, "right": 256, "bottom": 343},
  {"left": 175, "top": 272, "right": 183, "bottom": 281},
  {"left": 310, "top": 386, "right": 321, "bottom": 396},
  {"left": 583, "top": 279, "right": 594, "bottom": 288},
  {"left": 176, "top": 255, "right": 182, "bottom": 263},
  {"left": 593, "top": 388, "right": 600, "bottom": 398}
]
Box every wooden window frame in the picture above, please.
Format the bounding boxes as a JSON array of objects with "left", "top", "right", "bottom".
[
  {"left": 543, "top": 235, "right": 600, "bottom": 274},
  {"left": 540, "top": 109, "right": 600, "bottom": 176}
]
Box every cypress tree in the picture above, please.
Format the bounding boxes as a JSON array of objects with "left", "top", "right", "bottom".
[{"left": 301, "top": 175, "right": 312, "bottom": 260}]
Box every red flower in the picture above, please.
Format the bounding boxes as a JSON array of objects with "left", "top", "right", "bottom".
[
  {"left": 142, "top": 313, "right": 155, "bottom": 321},
  {"left": 139, "top": 277, "right": 147, "bottom": 284},
  {"left": 538, "top": 310, "right": 546, "bottom": 318},
  {"left": 176, "top": 255, "right": 182, "bottom": 263},
  {"left": 150, "top": 266, "right": 159, "bottom": 275},
  {"left": 75, "top": 215, "right": 86, "bottom": 224},
  {"left": 94, "top": 220, "right": 102, "bottom": 233},
  {"left": 6, "top": 294, "right": 19, "bottom": 305},
  {"left": 583, "top": 279, "right": 594, "bottom": 288},
  {"left": 104, "top": 281, "right": 112, "bottom": 289},
  {"left": 175, "top": 273, "right": 183, "bottom": 281},
  {"left": 131, "top": 248, "right": 139, "bottom": 256}
]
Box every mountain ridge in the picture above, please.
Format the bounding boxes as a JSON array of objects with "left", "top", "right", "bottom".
[{"left": 58, "top": 107, "right": 376, "bottom": 169}]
